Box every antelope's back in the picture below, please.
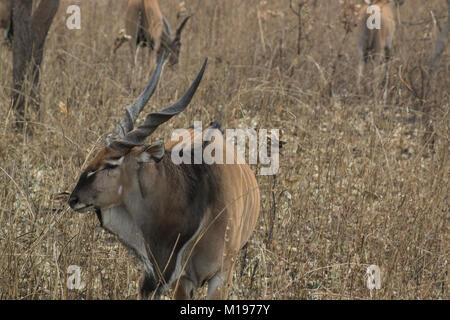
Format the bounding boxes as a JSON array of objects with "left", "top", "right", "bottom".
[{"left": 165, "top": 126, "right": 260, "bottom": 250}]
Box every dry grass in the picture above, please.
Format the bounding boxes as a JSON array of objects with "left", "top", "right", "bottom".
[{"left": 0, "top": 0, "right": 448, "bottom": 299}]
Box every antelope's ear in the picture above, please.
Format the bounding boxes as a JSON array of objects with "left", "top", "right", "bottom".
[{"left": 137, "top": 141, "right": 165, "bottom": 163}]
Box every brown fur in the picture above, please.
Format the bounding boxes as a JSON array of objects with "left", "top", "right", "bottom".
[
  {"left": 124, "top": 0, "right": 163, "bottom": 71},
  {"left": 165, "top": 128, "right": 260, "bottom": 299},
  {"left": 356, "top": 0, "right": 404, "bottom": 88},
  {"left": 114, "top": 0, "right": 189, "bottom": 71}
]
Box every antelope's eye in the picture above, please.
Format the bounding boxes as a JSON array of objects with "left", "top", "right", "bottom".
[
  {"left": 103, "top": 163, "right": 118, "bottom": 170},
  {"left": 103, "top": 157, "right": 124, "bottom": 169}
]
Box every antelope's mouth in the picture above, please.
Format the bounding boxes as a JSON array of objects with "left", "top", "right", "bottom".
[
  {"left": 69, "top": 194, "right": 97, "bottom": 213},
  {"left": 71, "top": 203, "right": 95, "bottom": 213}
]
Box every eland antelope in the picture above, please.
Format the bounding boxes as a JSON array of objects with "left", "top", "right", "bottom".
[
  {"left": 68, "top": 55, "right": 261, "bottom": 299},
  {"left": 114, "top": 0, "right": 190, "bottom": 69},
  {"left": 356, "top": 0, "right": 404, "bottom": 89}
]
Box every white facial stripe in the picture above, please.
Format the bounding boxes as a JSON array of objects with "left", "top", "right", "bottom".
[
  {"left": 118, "top": 185, "right": 123, "bottom": 195},
  {"left": 87, "top": 171, "right": 96, "bottom": 178},
  {"left": 104, "top": 156, "right": 124, "bottom": 166}
]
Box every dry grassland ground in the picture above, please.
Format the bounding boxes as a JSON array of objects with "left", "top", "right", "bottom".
[{"left": 0, "top": 0, "right": 448, "bottom": 299}]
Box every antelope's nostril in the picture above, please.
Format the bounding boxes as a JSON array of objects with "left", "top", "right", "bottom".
[{"left": 68, "top": 195, "right": 78, "bottom": 208}]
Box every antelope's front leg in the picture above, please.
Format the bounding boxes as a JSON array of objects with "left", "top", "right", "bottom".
[{"left": 172, "top": 275, "right": 195, "bottom": 300}]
